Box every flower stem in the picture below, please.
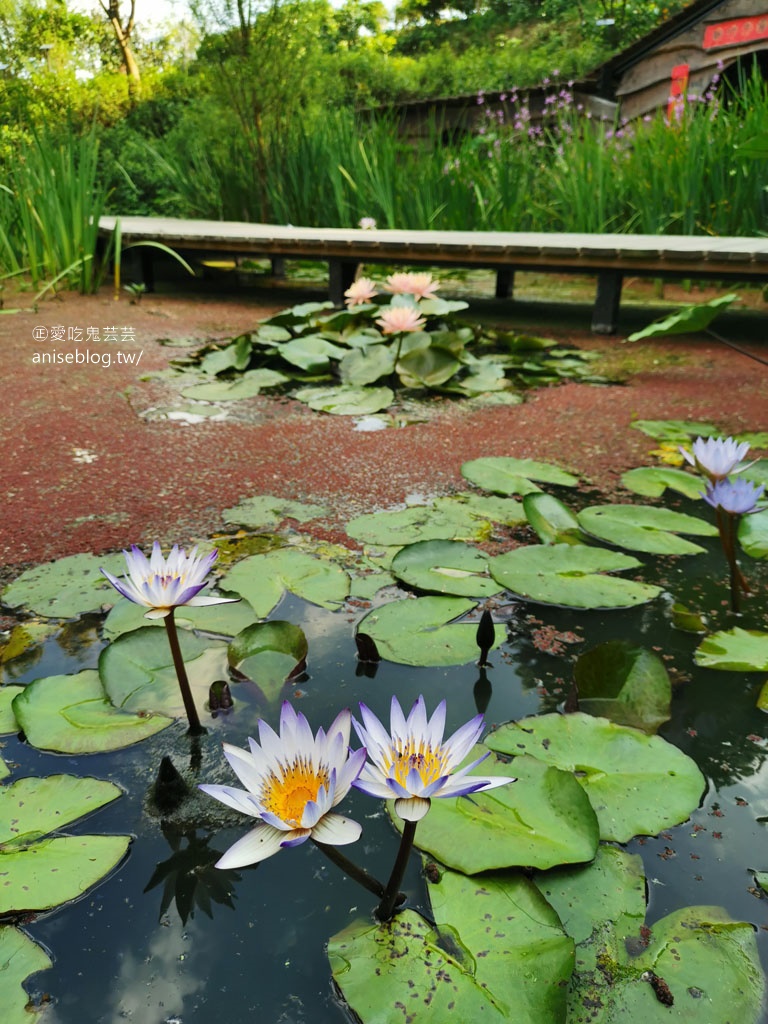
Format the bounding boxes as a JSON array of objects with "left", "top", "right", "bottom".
[
  {"left": 311, "top": 840, "right": 388, "bottom": 899},
  {"left": 376, "top": 819, "right": 417, "bottom": 922},
  {"left": 163, "top": 609, "right": 205, "bottom": 735}
]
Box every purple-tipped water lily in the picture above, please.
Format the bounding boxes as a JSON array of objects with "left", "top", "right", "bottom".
[
  {"left": 352, "top": 695, "right": 516, "bottom": 822},
  {"left": 200, "top": 703, "right": 366, "bottom": 868},
  {"left": 703, "top": 477, "right": 766, "bottom": 516},
  {"left": 681, "top": 435, "right": 751, "bottom": 482},
  {"left": 101, "top": 541, "right": 237, "bottom": 619}
]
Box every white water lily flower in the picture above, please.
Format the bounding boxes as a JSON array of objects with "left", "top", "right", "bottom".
[
  {"left": 352, "top": 695, "right": 516, "bottom": 822},
  {"left": 681, "top": 436, "right": 751, "bottom": 481},
  {"left": 200, "top": 703, "right": 366, "bottom": 868},
  {"left": 101, "top": 541, "right": 238, "bottom": 619}
]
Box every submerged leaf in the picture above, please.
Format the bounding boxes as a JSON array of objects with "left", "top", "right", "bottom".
[
  {"left": 228, "top": 621, "right": 308, "bottom": 703},
  {"left": 573, "top": 641, "right": 671, "bottom": 733}
]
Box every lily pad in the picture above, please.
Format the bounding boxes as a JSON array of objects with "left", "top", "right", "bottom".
[
  {"left": 397, "top": 345, "right": 461, "bottom": 388},
  {"left": 339, "top": 345, "right": 394, "bottom": 385},
  {"left": 0, "top": 834, "right": 130, "bottom": 916},
  {"left": 0, "top": 774, "right": 129, "bottom": 915},
  {"left": 391, "top": 749, "right": 599, "bottom": 871},
  {"left": 620, "top": 467, "right": 705, "bottom": 500},
  {"left": 739, "top": 508, "right": 768, "bottom": 559},
  {"left": 277, "top": 335, "right": 347, "bottom": 372},
  {"left": 357, "top": 596, "right": 504, "bottom": 666},
  {"left": 694, "top": 627, "right": 768, "bottom": 671},
  {"left": 222, "top": 495, "right": 328, "bottom": 530},
  {"left": 329, "top": 868, "right": 572, "bottom": 1024},
  {"left": 181, "top": 368, "right": 289, "bottom": 401},
  {"left": 435, "top": 493, "right": 526, "bottom": 527},
  {"left": 391, "top": 540, "right": 501, "bottom": 598},
  {"left": 523, "top": 492, "right": 583, "bottom": 544},
  {"left": 293, "top": 385, "right": 394, "bottom": 415},
  {"left": 572, "top": 641, "right": 671, "bottom": 733},
  {"left": 228, "top": 622, "right": 308, "bottom": 703},
  {"left": 0, "top": 686, "right": 23, "bottom": 734},
  {"left": 219, "top": 548, "right": 349, "bottom": 617},
  {"left": 534, "top": 845, "right": 646, "bottom": 946},
  {"left": 486, "top": 712, "right": 705, "bottom": 842},
  {"left": 577, "top": 505, "right": 716, "bottom": 555},
  {"left": 99, "top": 627, "right": 228, "bottom": 717},
  {"left": 11, "top": 670, "right": 173, "bottom": 753},
  {"left": 0, "top": 926, "right": 52, "bottom": 1024},
  {"left": 346, "top": 503, "right": 492, "bottom": 547},
  {"left": 2, "top": 552, "right": 126, "bottom": 618},
  {"left": 626, "top": 293, "right": 737, "bottom": 341},
  {"left": 462, "top": 457, "right": 579, "bottom": 496},
  {"left": 630, "top": 419, "right": 718, "bottom": 441},
  {"left": 569, "top": 905, "right": 765, "bottom": 1023},
  {"left": 489, "top": 545, "right": 662, "bottom": 609},
  {"left": 102, "top": 595, "right": 257, "bottom": 641}
]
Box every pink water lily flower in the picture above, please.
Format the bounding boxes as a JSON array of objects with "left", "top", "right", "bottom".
[
  {"left": 101, "top": 541, "right": 237, "bottom": 619},
  {"left": 352, "top": 695, "right": 516, "bottom": 822},
  {"left": 681, "top": 436, "right": 751, "bottom": 482},
  {"left": 375, "top": 305, "right": 427, "bottom": 335},
  {"left": 200, "top": 703, "right": 366, "bottom": 868},
  {"left": 385, "top": 272, "right": 439, "bottom": 300},
  {"left": 358, "top": 217, "right": 377, "bottom": 230},
  {"left": 344, "top": 277, "right": 378, "bottom": 307}
]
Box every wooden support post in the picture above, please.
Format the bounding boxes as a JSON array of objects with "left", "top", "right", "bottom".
[
  {"left": 495, "top": 268, "right": 515, "bottom": 300},
  {"left": 592, "top": 271, "right": 623, "bottom": 334},
  {"left": 141, "top": 248, "right": 156, "bottom": 293},
  {"left": 328, "top": 259, "right": 357, "bottom": 306},
  {"left": 271, "top": 256, "right": 286, "bottom": 278}
]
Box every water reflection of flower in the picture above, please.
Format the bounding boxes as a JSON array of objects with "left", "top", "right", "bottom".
[
  {"left": 200, "top": 703, "right": 366, "bottom": 868},
  {"left": 144, "top": 824, "right": 241, "bottom": 925}
]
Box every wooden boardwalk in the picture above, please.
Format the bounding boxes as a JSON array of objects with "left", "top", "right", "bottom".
[{"left": 99, "top": 216, "right": 768, "bottom": 332}]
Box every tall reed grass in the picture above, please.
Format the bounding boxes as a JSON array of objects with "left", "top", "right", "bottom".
[
  {"left": 0, "top": 129, "right": 109, "bottom": 291},
  {"left": 151, "top": 64, "right": 766, "bottom": 238}
]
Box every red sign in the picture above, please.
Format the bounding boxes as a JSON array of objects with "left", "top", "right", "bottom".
[
  {"left": 703, "top": 15, "right": 768, "bottom": 49},
  {"left": 667, "top": 63, "right": 689, "bottom": 121}
]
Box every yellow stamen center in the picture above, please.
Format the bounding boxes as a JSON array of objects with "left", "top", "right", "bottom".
[
  {"left": 388, "top": 740, "right": 445, "bottom": 787},
  {"left": 261, "top": 759, "right": 328, "bottom": 827}
]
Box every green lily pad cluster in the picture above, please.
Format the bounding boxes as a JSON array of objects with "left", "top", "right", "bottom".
[
  {"left": 0, "top": 775, "right": 131, "bottom": 1022},
  {"left": 171, "top": 297, "right": 601, "bottom": 416},
  {"left": 330, "top": 718, "right": 759, "bottom": 1024}
]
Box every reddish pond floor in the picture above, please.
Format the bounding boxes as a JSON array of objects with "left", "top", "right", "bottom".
[{"left": 2, "top": 277, "right": 767, "bottom": 585}]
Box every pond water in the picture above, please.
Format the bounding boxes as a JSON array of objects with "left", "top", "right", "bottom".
[{"left": 2, "top": 509, "right": 768, "bottom": 1023}]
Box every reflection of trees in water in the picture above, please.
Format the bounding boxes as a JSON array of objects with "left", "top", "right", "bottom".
[
  {"left": 144, "top": 824, "right": 242, "bottom": 925},
  {"left": 56, "top": 613, "right": 102, "bottom": 657}
]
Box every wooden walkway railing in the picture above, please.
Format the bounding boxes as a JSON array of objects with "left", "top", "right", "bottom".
[{"left": 99, "top": 216, "right": 768, "bottom": 333}]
